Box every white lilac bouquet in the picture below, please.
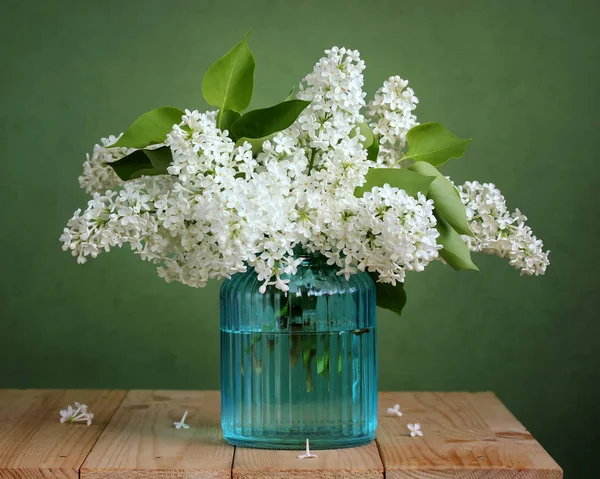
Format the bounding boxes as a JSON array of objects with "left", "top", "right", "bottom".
[{"left": 60, "top": 35, "right": 549, "bottom": 315}]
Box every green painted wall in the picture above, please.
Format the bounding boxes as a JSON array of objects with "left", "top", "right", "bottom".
[{"left": 1, "top": 0, "right": 597, "bottom": 475}]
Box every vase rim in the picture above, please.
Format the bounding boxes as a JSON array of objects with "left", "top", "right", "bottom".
[{"left": 292, "top": 245, "right": 326, "bottom": 263}]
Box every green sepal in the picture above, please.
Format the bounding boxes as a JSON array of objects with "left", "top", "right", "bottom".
[
  {"left": 354, "top": 168, "right": 435, "bottom": 198},
  {"left": 404, "top": 122, "right": 471, "bottom": 167},
  {"left": 109, "top": 107, "right": 184, "bottom": 149},
  {"left": 436, "top": 215, "right": 479, "bottom": 271},
  {"left": 409, "top": 162, "right": 472, "bottom": 236}
]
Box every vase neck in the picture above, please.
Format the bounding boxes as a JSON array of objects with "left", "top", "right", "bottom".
[{"left": 292, "top": 245, "right": 328, "bottom": 267}]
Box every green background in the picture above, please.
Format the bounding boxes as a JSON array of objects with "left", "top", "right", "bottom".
[{"left": 1, "top": 0, "right": 598, "bottom": 476}]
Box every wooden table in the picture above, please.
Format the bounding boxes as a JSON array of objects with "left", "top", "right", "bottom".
[{"left": 0, "top": 390, "right": 561, "bottom": 478}]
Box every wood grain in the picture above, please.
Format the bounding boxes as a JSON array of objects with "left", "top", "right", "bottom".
[
  {"left": 0, "top": 390, "right": 562, "bottom": 478},
  {"left": 0, "top": 389, "right": 126, "bottom": 479},
  {"left": 376, "top": 391, "right": 562, "bottom": 479},
  {"left": 80, "top": 390, "right": 234, "bottom": 479},
  {"left": 467, "top": 392, "right": 562, "bottom": 477},
  {"left": 232, "top": 442, "right": 384, "bottom": 479}
]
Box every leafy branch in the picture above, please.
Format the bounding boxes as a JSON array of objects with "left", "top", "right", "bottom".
[
  {"left": 102, "top": 36, "right": 478, "bottom": 323},
  {"left": 107, "top": 34, "right": 310, "bottom": 180}
]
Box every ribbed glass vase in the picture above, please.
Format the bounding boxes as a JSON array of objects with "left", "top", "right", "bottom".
[{"left": 220, "top": 249, "right": 377, "bottom": 449}]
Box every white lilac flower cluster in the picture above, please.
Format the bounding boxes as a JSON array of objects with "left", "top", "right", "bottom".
[
  {"left": 457, "top": 181, "right": 550, "bottom": 275},
  {"left": 61, "top": 46, "right": 548, "bottom": 292},
  {"left": 78, "top": 135, "right": 128, "bottom": 194},
  {"left": 367, "top": 75, "right": 419, "bottom": 166}
]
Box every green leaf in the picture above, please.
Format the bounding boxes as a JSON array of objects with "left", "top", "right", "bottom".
[
  {"left": 110, "top": 107, "right": 184, "bottom": 149},
  {"left": 350, "top": 121, "right": 380, "bottom": 161},
  {"left": 108, "top": 150, "right": 152, "bottom": 180},
  {"left": 367, "top": 134, "right": 380, "bottom": 162},
  {"left": 403, "top": 122, "right": 471, "bottom": 167},
  {"left": 354, "top": 168, "right": 435, "bottom": 198},
  {"left": 202, "top": 33, "right": 255, "bottom": 123},
  {"left": 108, "top": 147, "right": 173, "bottom": 181},
  {"left": 436, "top": 216, "right": 479, "bottom": 271},
  {"left": 218, "top": 110, "right": 241, "bottom": 137},
  {"left": 369, "top": 273, "right": 407, "bottom": 317},
  {"left": 409, "top": 162, "right": 472, "bottom": 236},
  {"left": 235, "top": 133, "right": 276, "bottom": 154},
  {"left": 230, "top": 99, "right": 311, "bottom": 140},
  {"left": 143, "top": 147, "right": 172, "bottom": 173},
  {"left": 284, "top": 86, "right": 296, "bottom": 102}
]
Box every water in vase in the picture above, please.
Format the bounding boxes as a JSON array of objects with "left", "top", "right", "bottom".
[{"left": 221, "top": 327, "right": 377, "bottom": 449}]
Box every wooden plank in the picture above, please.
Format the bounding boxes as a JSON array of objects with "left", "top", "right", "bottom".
[
  {"left": 0, "top": 389, "right": 126, "bottom": 479},
  {"left": 467, "top": 392, "right": 562, "bottom": 477},
  {"left": 81, "top": 390, "right": 234, "bottom": 479},
  {"left": 376, "top": 392, "right": 562, "bottom": 479},
  {"left": 466, "top": 392, "right": 531, "bottom": 437},
  {"left": 0, "top": 390, "right": 563, "bottom": 478},
  {"left": 232, "top": 442, "right": 383, "bottom": 479}
]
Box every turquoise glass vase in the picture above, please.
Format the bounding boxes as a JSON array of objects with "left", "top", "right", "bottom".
[{"left": 220, "top": 249, "right": 377, "bottom": 449}]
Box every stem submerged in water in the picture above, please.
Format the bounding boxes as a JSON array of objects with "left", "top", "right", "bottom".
[{"left": 248, "top": 287, "right": 345, "bottom": 392}]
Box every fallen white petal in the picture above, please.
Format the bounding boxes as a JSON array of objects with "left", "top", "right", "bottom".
[
  {"left": 174, "top": 410, "right": 190, "bottom": 430},
  {"left": 297, "top": 439, "right": 318, "bottom": 459},
  {"left": 407, "top": 423, "right": 423, "bottom": 437}
]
